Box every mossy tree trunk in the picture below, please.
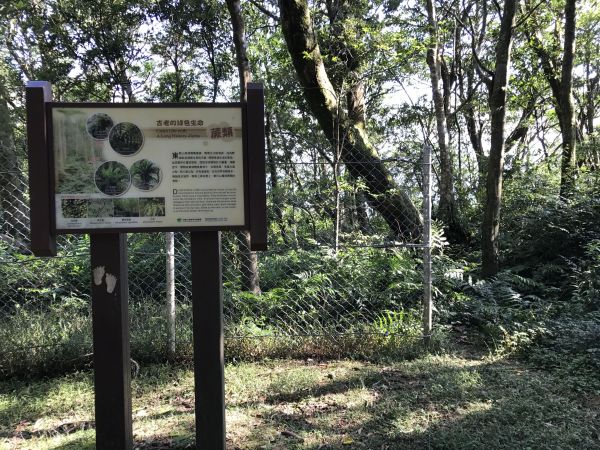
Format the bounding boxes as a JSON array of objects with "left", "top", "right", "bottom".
[
  {"left": 226, "top": 0, "right": 261, "bottom": 294},
  {"left": 279, "top": 0, "right": 422, "bottom": 241},
  {"left": 526, "top": 0, "right": 577, "bottom": 198}
]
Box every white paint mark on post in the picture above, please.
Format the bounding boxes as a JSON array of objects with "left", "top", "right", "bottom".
[
  {"left": 105, "top": 273, "right": 117, "bottom": 294},
  {"left": 93, "top": 266, "right": 106, "bottom": 286}
]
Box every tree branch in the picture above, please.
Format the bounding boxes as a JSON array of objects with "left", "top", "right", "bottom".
[
  {"left": 513, "top": 0, "right": 544, "bottom": 30},
  {"left": 247, "top": 0, "right": 279, "bottom": 22},
  {"left": 491, "top": 0, "right": 502, "bottom": 18}
]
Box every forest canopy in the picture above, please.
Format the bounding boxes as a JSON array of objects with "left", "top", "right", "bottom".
[
  {"left": 1, "top": 0, "right": 599, "bottom": 270},
  {"left": 0, "top": 1, "right": 599, "bottom": 382}
]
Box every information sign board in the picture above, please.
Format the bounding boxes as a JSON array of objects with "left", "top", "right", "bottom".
[
  {"left": 50, "top": 104, "right": 247, "bottom": 232},
  {"left": 27, "top": 82, "right": 267, "bottom": 450}
]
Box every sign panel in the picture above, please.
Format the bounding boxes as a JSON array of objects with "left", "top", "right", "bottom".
[{"left": 50, "top": 105, "right": 246, "bottom": 231}]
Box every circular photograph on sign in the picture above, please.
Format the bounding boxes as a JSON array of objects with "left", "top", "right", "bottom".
[
  {"left": 109, "top": 122, "right": 144, "bottom": 156},
  {"left": 94, "top": 161, "right": 131, "bottom": 196},
  {"left": 86, "top": 113, "right": 114, "bottom": 140},
  {"left": 131, "top": 159, "right": 162, "bottom": 191}
]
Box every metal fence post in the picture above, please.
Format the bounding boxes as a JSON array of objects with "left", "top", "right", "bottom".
[
  {"left": 422, "top": 144, "right": 433, "bottom": 342},
  {"left": 166, "top": 231, "right": 176, "bottom": 359}
]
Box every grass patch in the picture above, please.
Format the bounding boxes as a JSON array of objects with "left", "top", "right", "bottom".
[{"left": 1, "top": 350, "right": 598, "bottom": 449}]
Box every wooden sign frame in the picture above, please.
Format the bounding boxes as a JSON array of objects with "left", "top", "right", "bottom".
[{"left": 26, "top": 82, "right": 267, "bottom": 252}]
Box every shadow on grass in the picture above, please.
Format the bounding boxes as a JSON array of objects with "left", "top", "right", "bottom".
[
  {"left": 49, "top": 433, "right": 195, "bottom": 450},
  {"left": 241, "top": 357, "right": 599, "bottom": 449},
  {"left": 0, "top": 372, "right": 94, "bottom": 428}
]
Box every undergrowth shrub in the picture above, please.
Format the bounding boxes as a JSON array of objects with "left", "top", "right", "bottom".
[
  {"left": 227, "top": 247, "right": 423, "bottom": 331},
  {"left": 1, "top": 294, "right": 447, "bottom": 378},
  {"left": 0, "top": 296, "right": 92, "bottom": 376},
  {"left": 440, "top": 170, "right": 599, "bottom": 381},
  {"left": 570, "top": 239, "right": 600, "bottom": 310},
  {"left": 501, "top": 169, "right": 600, "bottom": 290},
  {"left": 445, "top": 271, "right": 552, "bottom": 346},
  {"left": 0, "top": 239, "right": 89, "bottom": 310}
]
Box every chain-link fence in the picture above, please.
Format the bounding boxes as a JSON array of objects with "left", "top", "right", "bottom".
[{"left": 0, "top": 140, "right": 431, "bottom": 375}]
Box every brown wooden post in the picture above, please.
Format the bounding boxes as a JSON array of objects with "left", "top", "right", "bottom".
[
  {"left": 246, "top": 83, "right": 268, "bottom": 251},
  {"left": 191, "top": 231, "right": 225, "bottom": 450},
  {"left": 90, "top": 233, "right": 133, "bottom": 450},
  {"left": 26, "top": 81, "right": 56, "bottom": 256}
]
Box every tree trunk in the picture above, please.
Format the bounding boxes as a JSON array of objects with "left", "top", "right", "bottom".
[
  {"left": 265, "top": 109, "right": 288, "bottom": 244},
  {"left": 226, "top": 0, "right": 252, "bottom": 100},
  {"left": 526, "top": 0, "right": 577, "bottom": 197},
  {"left": 465, "top": 104, "right": 486, "bottom": 189},
  {"left": 481, "top": 0, "right": 519, "bottom": 278},
  {"left": 458, "top": 51, "right": 487, "bottom": 195},
  {"left": 354, "top": 189, "right": 370, "bottom": 234},
  {"left": 584, "top": 51, "right": 597, "bottom": 136},
  {"left": 425, "top": 0, "right": 466, "bottom": 243},
  {"left": 226, "top": 0, "right": 261, "bottom": 294},
  {"left": 279, "top": 0, "right": 421, "bottom": 241},
  {"left": 559, "top": 0, "right": 577, "bottom": 197}
]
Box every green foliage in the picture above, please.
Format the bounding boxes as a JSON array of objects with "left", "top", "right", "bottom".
[
  {"left": 527, "top": 312, "right": 600, "bottom": 391},
  {"left": 571, "top": 239, "right": 600, "bottom": 308},
  {"left": 0, "top": 242, "right": 89, "bottom": 309},
  {"left": 127, "top": 233, "right": 166, "bottom": 301},
  {"left": 0, "top": 297, "right": 92, "bottom": 376},
  {"left": 447, "top": 270, "right": 552, "bottom": 344},
  {"left": 373, "top": 308, "right": 420, "bottom": 336},
  {"left": 434, "top": 171, "right": 600, "bottom": 392},
  {"left": 0, "top": 293, "right": 446, "bottom": 377}
]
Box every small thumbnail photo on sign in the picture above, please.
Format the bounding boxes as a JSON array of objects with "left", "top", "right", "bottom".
[
  {"left": 60, "top": 197, "right": 166, "bottom": 220},
  {"left": 114, "top": 198, "right": 140, "bottom": 217},
  {"left": 61, "top": 198, "right": 89, "bottom": 218},
  {"left": 88, "top": 199, "right": 114, "bottom": 218},
  {"left": 139, "top": 197, "right": 166, "bottom": 217}
]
